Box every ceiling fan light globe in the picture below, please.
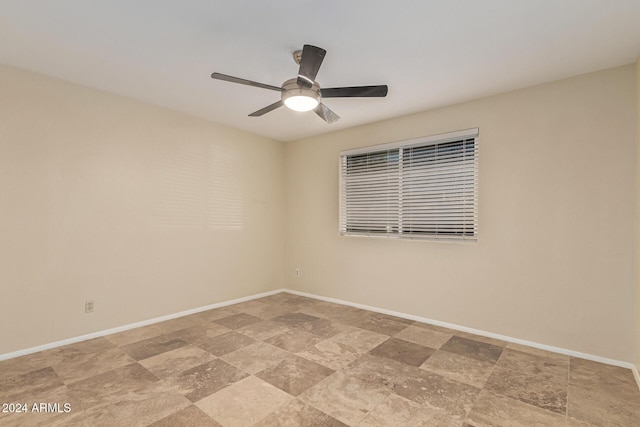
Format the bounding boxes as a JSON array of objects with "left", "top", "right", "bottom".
[
  {"left": 284, "top": 95, "right": 319, "bottom": 112},
  {"left": 281, "top": 79, "right": 321, "bottom": 112}
]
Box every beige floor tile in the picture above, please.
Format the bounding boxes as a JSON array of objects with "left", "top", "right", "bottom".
[
  {"left": 566, "top": 417, "right": 593, "bottom": 426},
  {"left": 104, "top": 324, "right": 165, "bottom": 347},
  {"left": 360, "top": 394, "right": 462, "bottom": 427},
  {"left": 40, "top": 338, "right": 116, "bottom": 366},
  {"left": 80, "top": 382, "right": 191, "bottom": 427},
  {"left": 392, "top": 368, "right": 481, "bottom": 420},
  {"left": 255, "top": 293, "right": 308, "bottom": 306},
  {"left": 0, "top": 385, "right": 83, "bottom": 427},
  {"left": 394, "top": 324, "right": 453, "bottom": 349},
  {"left": 569, "top": 357, "right": 640, "bottom": 402},
  {"left": 51, "top": 347, "right": 135, "bottom": 383},
  {"left": 139, "top": 345, "right": 215, "bottom": 379},
  {"left": 299, "top": 371, "right": 389, "bottom": 425},
  {"left": 161, "top": 359, "right": 248, "bottom": 402},
  {"left": 66, "top": 363, "right": 158, "bottom": 409},
  {"left": 0, "top": 366, "right": 63, "bottom": 402},
  {"left": 465, "top": 389, "right": 566, "bottom": 427},
  {"left": 213, "top": 313, "right": 262, "bottom": 330},
  {"left": 229, "top": 299, "right": 271, "bottom": 312},
  {"left": 121, "top": 334, "right": 188, "bottom": 361},
  {"left": 256, "top": 355, "right": 334, "bottom": 396},
  {"left": 296, "top": 338, "right": 364, "bottom": 370},
  {"left": 196, "top": 331, "right": 255, "bottom": 356},
  {"left": 350, "top": 312, "right": 411, "bottom": 336},
  {"left": 295, "top": 326, "right": 387, "bottom": 371},
  {"left": 284, "top": 300, "right": 350, "bottom": 320},
  {"left": 239, "top": 301, "right": 301, "bottom": 319},
  {"left": 189, "top": 306, "right": 242, "bottom": 323},
  {"left": 420, "top": 350, "right": 495, "bottom": 388},
  {"left": 349, "top": 353, "right": 446, "bottom": 399},
  {"left": 454, "top": 332, "right": 508, "bottom": 348},
  {"left": 440, "top": 336, "right": 504, "bottom": 364},
  {"left": 42, "top": 339, "right": 113, "bottom": 361},
  {"left": 277, "top": 293, "right": 315, "bottom": 305},
  {"left": 485, "top": 365, "right": 567, "bottom": 414},
  {"left": 196, "top": 376, "right": 293, "bottom": 427},
  {"left": 292, "top": 305, "right": 338, "bottom": 321},
  {"left": 0, "top": 409, "right": 89, "bottom": 427},
  {"left": 567, "top": 384, "right": 640, "bottom": 426},
  {"left": 0, "top": 352, "right": 51, "bottom": 382},
  {"left": 294, "top": 317, "right": 348, "bottom": 338},
  {"left": 154, "top": 315, "right": 204, "bottom": 333},
  {"left": 149, "top": 405, "right": 223, "bottom": 427},
  {"left": 254, "top": 398, "right": 347, "bottom": 427},
  {"left": 236, "top": 319, "right": 292, "bottom": 341},
  {"left": 308, "top": 304, "right": 370, "bottom": 326},
  {"left": 497, "top": 347, "right": 568, "bottom": 384},
  {"left": 265, "top": 329, "right": 325, "bottom": 353},
  {"left": 369, "top": 337, "right": 435, "bottom": 367},
  {"left": 506, "top": 342, "right": 570, "bottom": 363},
  {"left": 329, "top": 327, "right": 389, "bottom": 354},
  {"left": 272, "top": 312, "right": 324, "bottom": 328},
  {"left": 221, "top": 341, "right": 291, "bottom": 374},
  {"left": 411, "top": 321, "right": 459, "bottom": 335},
  {"left": 165, "top": 322, "right": 232, "bottom": 345}
]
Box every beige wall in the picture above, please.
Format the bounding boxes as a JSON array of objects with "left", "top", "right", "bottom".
[
  {"left": 285, "top": 65, "right": 637, "bottom": 362},
  {"left": 0, "top": 65, "right": 285, "bottom": 354},
  {"left": 1, "top": 62, "right": 636, "bottom": 363},
  {"left": 636, "top": 55, "right": 640, "bottom": 371}
]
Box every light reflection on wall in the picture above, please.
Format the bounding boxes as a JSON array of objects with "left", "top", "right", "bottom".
[
  {"left": 207, "top": 143, "right": 243, "bottom": 230},
  {"left": 152, "top": 142, "right": 244, "bottom": 230}
]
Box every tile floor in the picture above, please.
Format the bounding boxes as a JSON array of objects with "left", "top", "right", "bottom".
[{"left": 1, "top": 292, "right": 639, "bottom": 426}]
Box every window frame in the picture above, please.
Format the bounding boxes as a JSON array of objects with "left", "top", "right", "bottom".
[{"left": 339, "top": 128, "right": 479, "bottom": 242}]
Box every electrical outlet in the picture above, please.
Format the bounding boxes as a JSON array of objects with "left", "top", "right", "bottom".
[
  {"left": 85, "top": 300, "right": 95, "bottom": 313},
  {"left": 295, "top": 268, "right": 301, "bottom": 277}
]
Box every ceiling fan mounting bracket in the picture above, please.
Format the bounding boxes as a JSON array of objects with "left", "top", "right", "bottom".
[{"left": 292, "top": 50, "right": 303, "bottom": 65}]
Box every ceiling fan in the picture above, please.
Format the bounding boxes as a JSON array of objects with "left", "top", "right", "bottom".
[{"left": 211, "top": 44, "right": 388, "bottom": 124}]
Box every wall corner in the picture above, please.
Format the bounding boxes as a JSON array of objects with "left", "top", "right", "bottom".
[{"left": 635, "top": 54, "right": 640, "bottom": 376}]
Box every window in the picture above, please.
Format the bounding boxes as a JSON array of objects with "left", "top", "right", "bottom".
[{"left": 339, "top": 128, "right": 478, "bottom": 241}]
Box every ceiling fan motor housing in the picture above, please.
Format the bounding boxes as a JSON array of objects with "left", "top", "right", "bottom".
[{"left": 281, "top": 78, "right": 321, "bottom": 111}]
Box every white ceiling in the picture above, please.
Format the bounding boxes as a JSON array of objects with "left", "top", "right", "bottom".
[{"left": 1, "top": 1, "right": 639, "bottom": 142}]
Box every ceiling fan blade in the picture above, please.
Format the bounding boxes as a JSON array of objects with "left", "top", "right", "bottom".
[
  {"left": 297, "top": 44, "right": 326, "bottom": 88},
  {"left": 211, "top": 72, "right": 283, "bottom": 92},
  {"left": 321, "top": 85, "right": 388, "bottom": 98},
  {"left": 248, "top": 100, "right": 283, "bottom": 117},
  {"left": 315, "top": 103, "right": 340, "bottom": 124}
]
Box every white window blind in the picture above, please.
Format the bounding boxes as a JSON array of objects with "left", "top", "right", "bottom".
[{"left": 339, "top": 128, "right": 478, "bottom": 241}]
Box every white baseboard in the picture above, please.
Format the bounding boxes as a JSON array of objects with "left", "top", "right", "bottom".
[
  {"left": 3, "top": 287, "right": 639, "bottom": 393},
  {"left": 285, "top": 289, "right": 640, "bottom": 382},
  {"left": 633, "top": 365, "right": 640, "bottom": 391},
  {"left": 0, "top": 289, "right": 285, "bottom": 362}
]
